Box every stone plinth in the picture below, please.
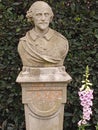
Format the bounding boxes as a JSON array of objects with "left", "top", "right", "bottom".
[{"left": 16, "top": 67, "right": 72, "bottom": 130}]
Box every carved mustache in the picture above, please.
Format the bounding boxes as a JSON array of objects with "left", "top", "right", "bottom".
[
  {"left": 39, "top": 21, "right": 48, "bottom": 24},
  {"left": 38, "top": 22, "right": 49, "bottom": 24}
]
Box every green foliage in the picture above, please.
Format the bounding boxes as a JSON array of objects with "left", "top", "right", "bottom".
[
  {"left": 95, "top": 123, "right": 98, "bottom": 130},
  {"left": 0, "top": 0, "right": 98, "bottom": 130}
]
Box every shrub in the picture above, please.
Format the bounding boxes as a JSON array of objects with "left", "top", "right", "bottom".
[{"left": 0, "top": 0, "right": 98, "bottom": 130}]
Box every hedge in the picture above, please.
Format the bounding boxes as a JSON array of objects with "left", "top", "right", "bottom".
[{"left": 0, "top": 0, "right": 98, "bottom": 130}]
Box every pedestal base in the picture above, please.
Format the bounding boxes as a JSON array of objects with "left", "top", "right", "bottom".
[
  {"left": 16, "top": 67, "right": 72, "bottom": 130},
  {"left": 25, "top": 103, "right": 64, "bottom": 130},
  {"left": 22, "top": 83, "right": 67, "bottom": 130}
]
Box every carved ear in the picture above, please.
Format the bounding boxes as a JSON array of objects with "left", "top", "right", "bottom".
[
  {"left": 27, "top": 17, "right": 33, "bottom": 22},
  {"left": 26, "top": 10, "right": 34, "bottom": 23},
  {"left": 50, "top": 16, "right": 53, "bottom": 23},
  {"left": 30, "top": 16, "right": 34, "bottom": 22}
]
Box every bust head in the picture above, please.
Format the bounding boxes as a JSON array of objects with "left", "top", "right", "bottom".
[{"left": 26, "top": 1, "right": 54, "bottom": 32}]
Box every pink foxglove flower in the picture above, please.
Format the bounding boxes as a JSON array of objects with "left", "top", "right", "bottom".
[{"left": 78, "top": 66, "right": 93, "bottom": 130}]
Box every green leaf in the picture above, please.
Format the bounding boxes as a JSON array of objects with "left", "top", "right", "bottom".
[{"left": 95, "top": 34, "right": 98, "bottom": 39}]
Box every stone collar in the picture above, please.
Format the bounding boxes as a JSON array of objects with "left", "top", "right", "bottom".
[{"left": 28, "top": 28, "right": 54, "bottom": 41}]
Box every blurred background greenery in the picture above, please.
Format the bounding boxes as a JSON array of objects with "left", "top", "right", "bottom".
[{"left": 0, "top": 0, "right": 98, "bottom": 130}]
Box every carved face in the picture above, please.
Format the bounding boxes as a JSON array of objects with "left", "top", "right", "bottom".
[{"left": 32, "top": 7, "right": 52, "bottom": 31}]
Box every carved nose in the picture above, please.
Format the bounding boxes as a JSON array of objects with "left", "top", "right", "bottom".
[{"left": 41, "top": 15, "right": 45, "bottom": 20}]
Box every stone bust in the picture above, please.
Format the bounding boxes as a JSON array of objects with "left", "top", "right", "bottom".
[{"left": 18, "top": 1, "right": 69, "bottom": 68}]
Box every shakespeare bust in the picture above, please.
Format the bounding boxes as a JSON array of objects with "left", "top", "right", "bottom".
[
  {"left": 16, "top": 2, "right": 72, "bottom": 130},
  {"left": 18, "top": 1, "right": 69, "bottom": 68}
]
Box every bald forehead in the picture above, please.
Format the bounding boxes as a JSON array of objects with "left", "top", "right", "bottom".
[
  {"left": 30, "top": 1, "right": 52, "bottom": 14},
  {"left": 33, "top": 1, "right": 50, "bottom": 8}
]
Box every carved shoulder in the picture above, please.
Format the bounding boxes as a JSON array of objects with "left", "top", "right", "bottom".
[
  {"left": 18, "top": 36, "right": 26, "bottom": 56},
  {"left": 53, "top": 31, "right": 69, "bottom": 57},
  {"left": 19, "top": 36, "right": 26, "bottom": 41},
  {"left": 54, "top": 31, "right": 68, "bottom": 42}
]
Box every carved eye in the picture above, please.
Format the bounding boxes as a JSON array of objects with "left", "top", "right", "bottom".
[
  {"left": 44, "top": 13, "right": 49, "bottom": 17},
  {"left": 36, "top": 13, "right": 42, "bottom": 17}
]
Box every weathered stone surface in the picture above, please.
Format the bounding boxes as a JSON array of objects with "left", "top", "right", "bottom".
[
  {"left": 18, "top": 1, "right": 69, "bottom": 67},
  {"left": 21, "top": 83, "right": 67, "bottom": 130},
  {"left": 16, "top": 67, "right": 71, "bottom": 83},
  {"left": 17, "top": 68, "right": 71, "bottom": 130},
  {"left": 16, "top": 1, "right": 72, "bottom": 130}
]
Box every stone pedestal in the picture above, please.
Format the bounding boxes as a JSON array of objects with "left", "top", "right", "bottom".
[{"left": 16, "top": 67, "right": 72, "bottom": 130}]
